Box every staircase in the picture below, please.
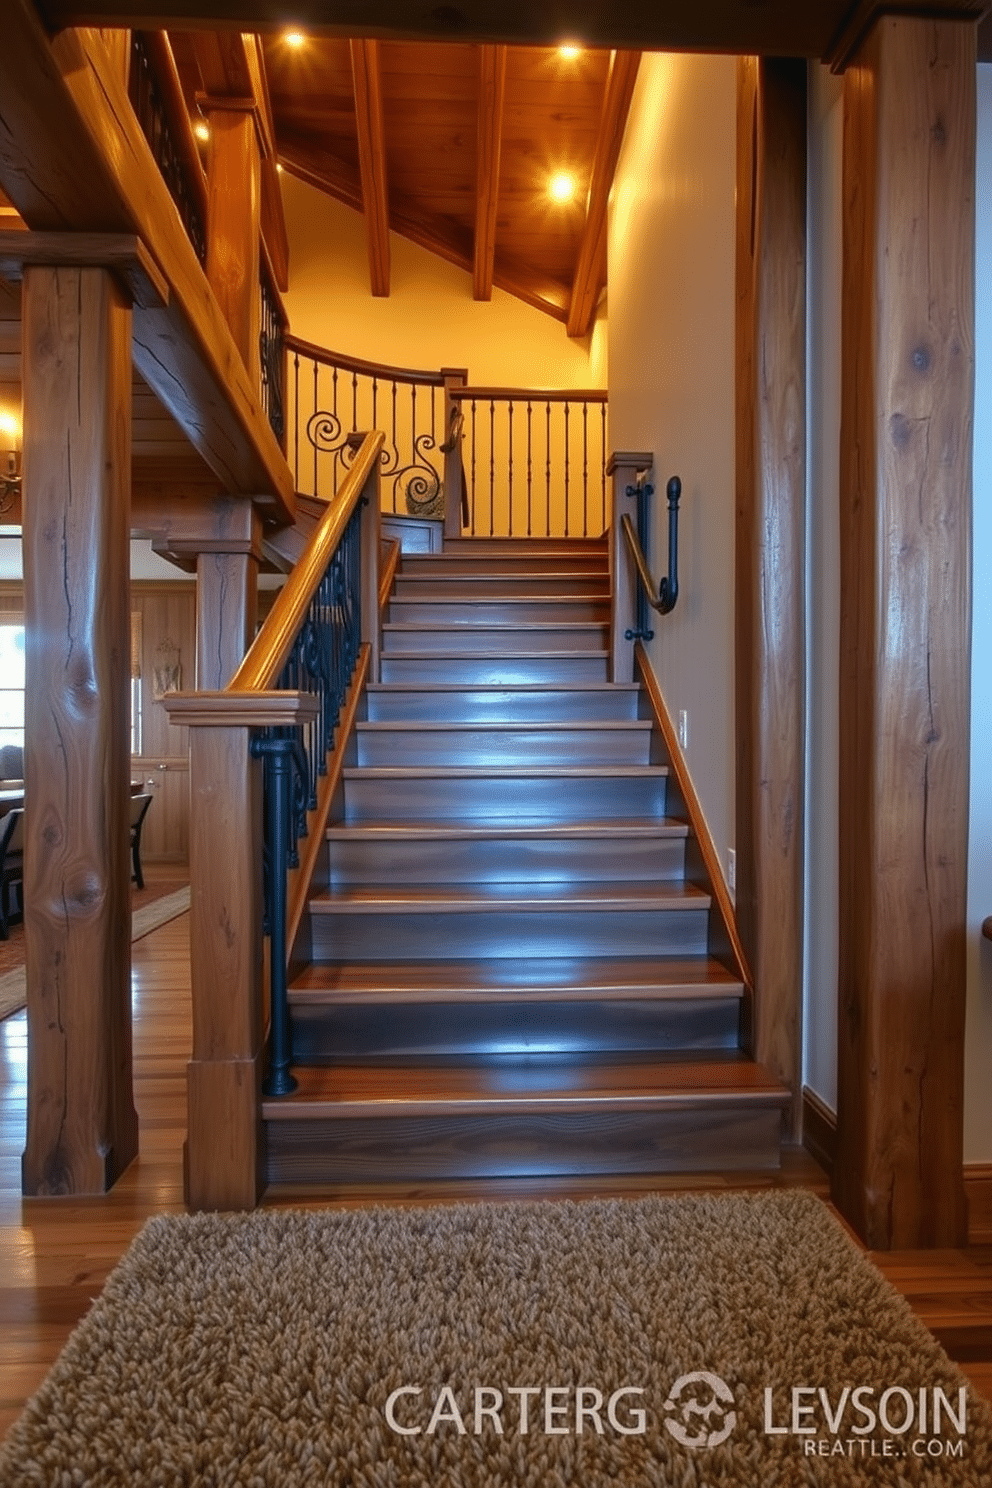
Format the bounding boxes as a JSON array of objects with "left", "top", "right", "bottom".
[{"left": 262, "top": 535, "right": 790, "bottom": 1186}]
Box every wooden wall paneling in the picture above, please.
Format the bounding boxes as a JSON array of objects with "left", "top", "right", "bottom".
[
  {"left": 473, "top": 45, "right": 506, "bottom": 302},
  {"left": 566, "top": 50, "right": 641, "bottom": 339},
  {"left": 350, "top": 38, "right": 391, "bottom": 297},
  {"left": 21, "top": 263, "right": 139, "bottom": 1195},
  {"left": 734, "top": 56, "right": 807, "bottom": 1139},
  {"left": 834, "top": 17, "right": 974, "bottom": 1249},
  {"left": 130, "top": 582, "right": 194, "bottom": 865}
]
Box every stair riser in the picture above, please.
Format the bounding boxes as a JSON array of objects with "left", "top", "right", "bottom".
[
  {"left": 388, "top": 599, "right": 609, "bottom": 624},
  {"left": 265, "top": 1107, "right": 783, "bottom": 1185},
  {"left": 365, "top": 685, "right": 640, "bottom": 722},
  {"left": 325, "top": 833, "right": 686, "bottom": 884},
  {"left": 400, "top": 556, "right": 607, "bottom": 577},
  {"left": 383, "top": 624, "right": 608, "bottom": 654},
  {"left": 442, "top": 538, "right": 608, "bottom": 557},
  {"left": 290, "top": 998, "right": 742, "bottom": 1059},
  {"left": 379, "top": 654, "right": 609, "bottom": 685},
  {"left": 343, "top": 772, "right": 668, "bottom": 821},
  {"left": 354, "top": 726, "right": 651, "bottom": 767},
  {"left": 393, "top": 574, "right": 609, "bottom": 598},
  {"left": 308, "top": 907, "right": 708, "bottom": 960}
]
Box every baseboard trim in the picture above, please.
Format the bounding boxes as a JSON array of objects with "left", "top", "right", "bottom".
[
  {"left": 803, "top": 1088, "right": 992, "bottom": 1246},
  {"left": 801, "top": 1086, "right": 837, "bottom": 1176},
  {"left": 964, "top": 1164, "right": 992, "bottom": 1245}
]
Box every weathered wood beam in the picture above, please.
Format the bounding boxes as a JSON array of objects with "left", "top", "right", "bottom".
[
  {"left": 0, "top": 2, "right": 293, "bottom": 517},
  {"left": 734, "top": 56, "right": 807, "bottom": 1141},
  {"left": 279, "top": 137, "right": 570, "bottom": 322},
  {"left": 834, "top": 16, "right": 974, "bottom": 1249},
  {"left": 825, "top": 0, "right": 987, "bottom": 70},
  {"left": 203, "top": 105, "right": 262, "bottom": 382},
  {"left": 566, "top": 49, "right": 641, "bottom": 339},
  {"left": 473, "top": 44, "right": 506, "bottom": 302},
  {"left": 21, "top": 263, "right": 139, "bottom": 1196},
  {"left": 349, "top": 38, "right": 390, "bottom": 297}
]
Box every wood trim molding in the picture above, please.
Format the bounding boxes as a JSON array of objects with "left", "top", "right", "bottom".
[
  {"left": 566, "top": 49, "right": 641, "bottom": 339},
  {"left": 802, "top": 1087, "right": 838, "bottom": 1176},
  {"left": 473, "top": 44, "right": 506, "bottom": 303},
  {"left": 0, "top": 230, "right": 168, "bottom": 309},
  {"left": 350, "top": 38, "right": 390, "bottom": 298},
  {"left": 634, "top": 641, "right": 752, "bottom": 996}
]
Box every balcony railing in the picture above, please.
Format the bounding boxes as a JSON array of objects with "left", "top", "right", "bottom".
[{"left": 128, "top": 32, "right": 207, "bottom": 267}]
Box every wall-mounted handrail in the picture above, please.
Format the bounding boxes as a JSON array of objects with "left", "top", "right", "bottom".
[{"left": 622, "top": 473, "right": 682, "bottom": 640}]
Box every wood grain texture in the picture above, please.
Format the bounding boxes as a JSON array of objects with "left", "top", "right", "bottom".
[
  {"left": 349, "top": 38, "right": 390, "bottom": 297},
  {"left": 566, "top": 50, "right": 640, "bottom": 339},
  {"left": 473, "top": 45, "right": 506, "bottom": 302},
  {"left": 195, "top": 546, "right": 260, "bottom": 691},
  {"left": 834, "top": 17, "right": 974, "bottom": 1249},
  {"left": 734, "top": 56, "right": 806, "bottom": 1140},
  {"left": 204, "top": 106, "right": 261, "bottom": 383},
  {"left": 21, "top": 264, "right": 139, "bottom": 1195}
]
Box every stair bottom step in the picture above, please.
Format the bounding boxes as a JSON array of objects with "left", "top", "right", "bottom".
[{"left": 263, "top": 1057, "right": 787, "bottom": 1184}]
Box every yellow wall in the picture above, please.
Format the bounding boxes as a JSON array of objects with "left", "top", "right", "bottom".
[{"left": 281, "top": 172, "right": 603, "bottom": 389}]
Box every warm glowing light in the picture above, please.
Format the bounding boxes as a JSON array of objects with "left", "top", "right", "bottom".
[
  {"left": 276, "top": 162, "right": 284, "bottom": 173},
  {"left": 549, "top": 172, "right": 576, "bottom": 203},
  {"left": 193, "top": 120, "right": 210, "bottom": 143},
  {"left": 0, "top": 411, "right": 20, "bottom": 444},
  {"left": 557, "top": 44, "right": 581, "bottom": 58},
  {"left": 284, "top": 30, "right": 306, "bottom": 47}
]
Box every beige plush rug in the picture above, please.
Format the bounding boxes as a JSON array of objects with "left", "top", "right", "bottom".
[
  {"left": 1, "top": 1190, "right": 989, "bottom": 1486},
  {"left": 0, "top": 886, "right": 190, "bottom": 1022}
]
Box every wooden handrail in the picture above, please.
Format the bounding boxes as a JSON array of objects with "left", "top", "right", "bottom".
[
  {"left": 230, "top": 429, "right": 384, "bottom": 692},
  {"left": 285, "top": 332, "right": 445, "bottom": 387},
  {"left": 451, "top": 385, "right": 608, "bottom": 403}
]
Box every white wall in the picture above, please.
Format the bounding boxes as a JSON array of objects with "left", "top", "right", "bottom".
[
  {"left": 607, "top": 51, "right": 738, "bottom": 871},
  {"left": 966, "top": 66, "right": 992, "bottom": 1164},
  {"left": 281, "top": 173, "right": 602, "bottom": 389},
  {"left": 803, "top": 64, "right": 843, "bottom": 1112}
]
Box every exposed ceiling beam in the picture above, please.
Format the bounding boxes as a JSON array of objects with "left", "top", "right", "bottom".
[
  {"left": 349, "top": 37, "right": 390, "bottom": 297},
  {"left": 278, "top": 136, "right": 570, "bottom": 322},
  {"left": 187, "top": 29, "right": 290, "bottom": 291},
  {"left": 473, "top": 44, "right": 506, "bottom": 302},
  {"left": 566, "top": 48, "right": 640, "bottom": 339}
]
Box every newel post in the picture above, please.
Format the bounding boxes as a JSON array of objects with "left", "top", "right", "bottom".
[
  {"left": 607, "top": 450, "right": 653, "bottom": 683},
  {"left": 441, "top": 367, "right": 468, "bottom": 541}
]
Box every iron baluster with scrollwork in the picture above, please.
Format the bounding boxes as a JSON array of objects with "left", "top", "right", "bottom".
[{"left": 259, "top": 264, "right": 287, "bottom": 448}]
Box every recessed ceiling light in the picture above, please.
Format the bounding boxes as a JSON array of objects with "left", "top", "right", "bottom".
[
  {"left": 284, "top": 30, "right": 306, "bottom": 47},
  {"left": 557, "top": 44, "right": 581, "bottom": 58},
  {"left": 193, "top": 121, "right": 210, "bottom": 142},
  {"left": 549, "top": 172, "right": 576, "bottom": 202}
]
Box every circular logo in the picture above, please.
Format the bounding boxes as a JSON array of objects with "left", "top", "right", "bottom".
[{"left": 662, "top": 1371, "right": 737, "bottom": 1449}]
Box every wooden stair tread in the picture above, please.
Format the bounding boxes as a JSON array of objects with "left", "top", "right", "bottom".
[
  {"left": 263, "top": 1055, "right": 790, "bottom": 1121},
  {"left": 389, "top": 594, "right": 612, "bottom": 605},
  {"left": 308, "top": 881, "right": 710, "bottom": 912},
  {"left": 290, "top": 956, "right": 744, "bottom": 1003},
  {"left": 365, "top": 682, "right": 640, "bottom": 694},
  {"left": 383, "top": 621, "right": 607, "bottom": 633},
  {"left": 354, "top": 720, "right": 651, "bottom": 733},
  {"left": 324, "top": 818, "right": 688, "bottom": 839},
  {"left": 378, "top": 648, "right": 609, "bottom": 659},
  {"left": 342, "top": 764, "right": 669, "bottom": 779}
]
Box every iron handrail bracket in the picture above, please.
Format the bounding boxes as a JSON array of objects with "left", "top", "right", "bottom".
[{"left": 622, "top": 473, "right": 682, "bottom": 641}]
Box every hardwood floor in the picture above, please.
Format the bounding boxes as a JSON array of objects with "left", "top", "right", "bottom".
[{"left": 1, "top": 907, "right": 990, "bottom": 1440}]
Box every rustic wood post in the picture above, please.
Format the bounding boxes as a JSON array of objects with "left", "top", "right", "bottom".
[
  {"left": 734, "top": 56, "right": 807, "bottom": 1139},
  {"left": 834, "top": 16, "right": 974, "bottom": 1248},
  {"left": 607, "top": 450, "right": 652, "bottom": 684},
  {"left": 203, "top": 100, "right": 262, "bottom": 387},
  {"left": 442, "top": 367, "right": 467, "bottom": 541},
  {"left": 21, "top": 263, "right": 139, "bottom": 1195}
]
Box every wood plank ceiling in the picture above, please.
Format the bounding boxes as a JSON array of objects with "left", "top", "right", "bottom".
[{"left": 169, "top": 33, "right": 638, "bottom": 334}]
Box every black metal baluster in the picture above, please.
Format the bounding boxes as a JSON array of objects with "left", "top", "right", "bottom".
[
  {"left": 564, "top": 401, "right": 571, "bottom": 539},
  {"left": 252, "top": 735, "right": 299, "bottom": 1098},
  {"left": 582, "top": 402, "right": 589, "bottom": 539},
  {"left": 545, "top": 401, "right": 552, "bottom": 539},
  {"left": 601, "top": 402, "right": 608, "bottom": 534},
  {"left": 293, "top": 351, "right": 300, "bottom": 490},
  {"left": 471, "top": 400, "right": 478, "bottom": 535},
  {"left": 507, "top": 399, "right": 514, "bottom": 538},
  {"left": 526, "top": 400, "right": 533, "bottom": 538}
]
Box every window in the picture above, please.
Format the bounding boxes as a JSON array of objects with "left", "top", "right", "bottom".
[{"left": 0, "top": 622, "right": 24, "bottom": 753}]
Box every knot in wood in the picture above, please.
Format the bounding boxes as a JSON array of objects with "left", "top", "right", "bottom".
[{"left": 911, "top": 344, "right": 932, "bottom": 376}]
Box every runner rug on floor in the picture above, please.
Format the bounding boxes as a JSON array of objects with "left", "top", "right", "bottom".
[
  {"left": 0, "top": 886, "right": 190, "bottom": 1022},
  {"left": 1, "top": 1190, "right": 989, "bottom": 1487}
]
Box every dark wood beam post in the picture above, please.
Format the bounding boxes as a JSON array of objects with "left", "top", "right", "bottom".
[
  {"left": 473, "top": 44, "right": 506, "bottom": 302},
  {"left": 734, "top": 56, "right": 807, "bottom": 1140},
  {"left": 350, "top": 38, "right": 390, "bottom": 298},
  {"left": 834, "top": 16, "right": 974, "bottom": 1249},
  {"left": 21, "top": 263, "right": 139, "bottom": 1195}
]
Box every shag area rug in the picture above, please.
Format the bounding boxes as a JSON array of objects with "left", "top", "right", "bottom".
[
  {"left": 0, "top": 886, "right": 190, "bottom": 1021},
  {"left": 1, "top": 1190, "right": 990, "bottom": 1486}
]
